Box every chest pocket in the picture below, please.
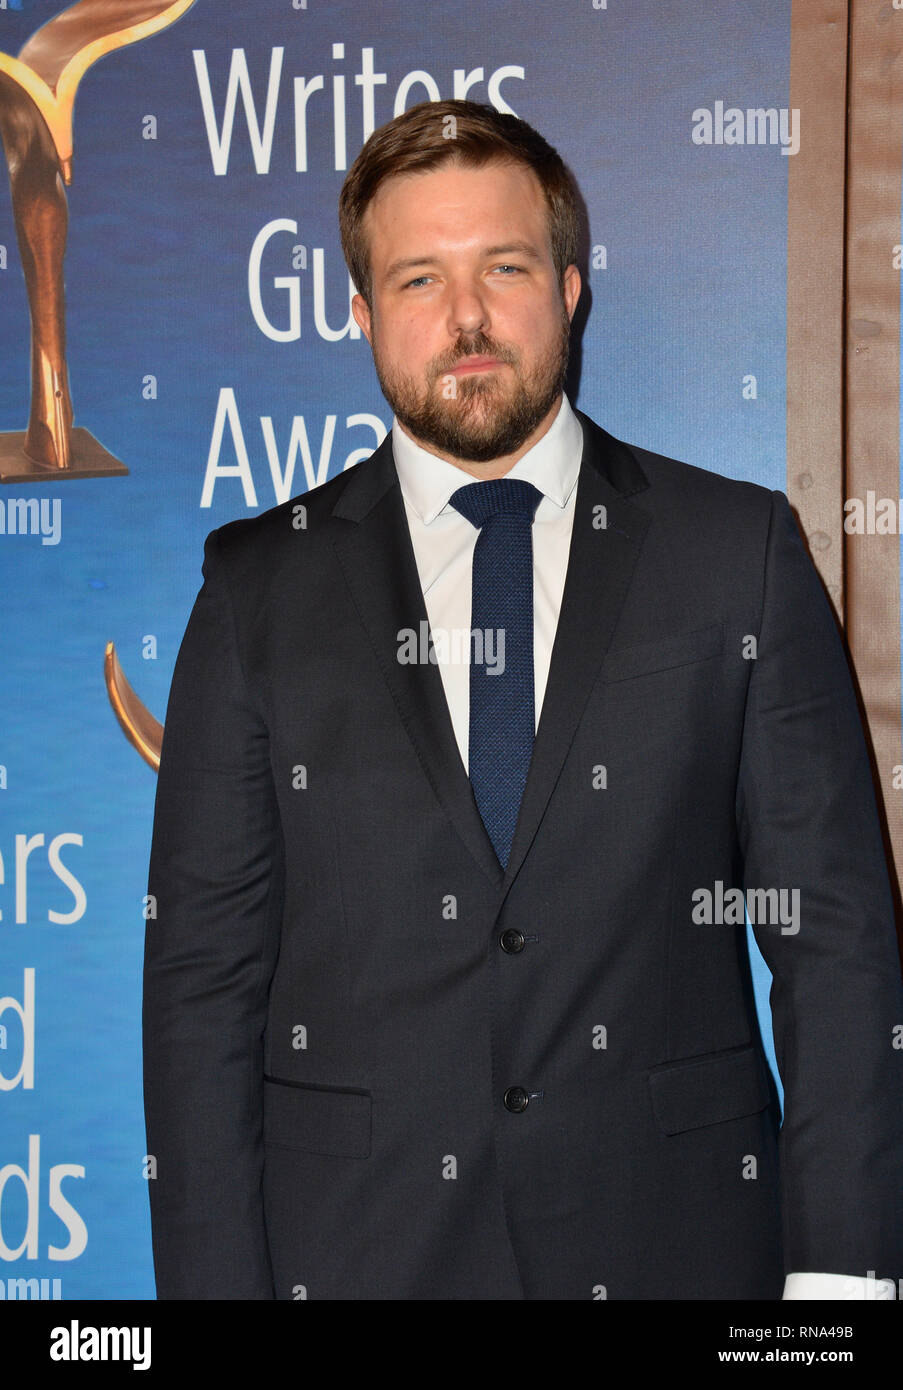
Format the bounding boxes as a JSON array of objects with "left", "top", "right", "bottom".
[{"left": 602, "top": 621, "right": 724, "bottom": 683}]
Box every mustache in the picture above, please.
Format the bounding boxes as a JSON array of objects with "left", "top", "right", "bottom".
[{"left": 432, "top": 334, "right": 515, "bottom": 375}]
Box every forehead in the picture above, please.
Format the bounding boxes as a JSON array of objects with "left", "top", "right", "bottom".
[{"left": 364, "top": 159, "right": 550, "bottom": 262}]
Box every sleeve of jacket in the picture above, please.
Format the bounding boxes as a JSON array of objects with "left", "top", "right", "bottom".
[
  {"left": 143, "top": 525, "right": 283, "bottom": 1299},
  {"left": 735, "top": 488, "right": 903, "bottom": 1285}
]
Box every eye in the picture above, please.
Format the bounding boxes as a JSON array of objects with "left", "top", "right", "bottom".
[{"left": 401, "top": 265, "right": 523, "bottom": 289}]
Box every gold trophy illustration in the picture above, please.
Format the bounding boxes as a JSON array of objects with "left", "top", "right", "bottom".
[
  {"left": 105, "top": 639, "right": 163, "bottom": 770},
  {"left": 0, "top": 0, "right": 195, "bottom": 480}
]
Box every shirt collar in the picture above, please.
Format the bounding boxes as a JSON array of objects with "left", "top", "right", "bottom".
[{"left": 391, "top": 390, "right": 583, "bottom": 525}]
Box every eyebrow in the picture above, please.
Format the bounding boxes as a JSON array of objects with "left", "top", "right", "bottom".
[{"left": 382, "top": 241, "right": 545, "bottom": 285}]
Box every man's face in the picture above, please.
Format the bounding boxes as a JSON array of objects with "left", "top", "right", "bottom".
[{"left": 351, "top": 158, "right": 581, "bottom": 467}]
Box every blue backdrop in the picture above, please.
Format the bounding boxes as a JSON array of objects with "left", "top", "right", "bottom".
[{"left": 0, "top": 0, "right": 789, "bottom": 1298}]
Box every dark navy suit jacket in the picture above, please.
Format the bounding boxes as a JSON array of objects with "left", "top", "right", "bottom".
[{"left": 143, "top": 409, "right": 903, "bottom": 1298}]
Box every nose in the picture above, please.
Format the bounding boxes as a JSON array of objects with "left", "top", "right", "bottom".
[{"left": 446, "top": 279, "right": 488, "bottom": 339}]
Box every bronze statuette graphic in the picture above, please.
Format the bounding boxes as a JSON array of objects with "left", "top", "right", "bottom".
[
  {"left": 0, "top": 0, "right": 195, "bottom": 481},
  {"left": 105, "top": 640, "right": 163, "bottom": 770}
]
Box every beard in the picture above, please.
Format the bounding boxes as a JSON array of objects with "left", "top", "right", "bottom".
[{"left": 369, "top": 303, "right": 572, "bottom": 464}]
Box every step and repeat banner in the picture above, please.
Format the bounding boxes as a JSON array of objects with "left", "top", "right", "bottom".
[{"left": 0, "top": 0, "right": 855, "bottom": 1300}]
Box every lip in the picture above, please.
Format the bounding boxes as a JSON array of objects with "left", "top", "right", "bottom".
[{"left": 448, "top": 357, "right": 505, "bottom": 374}]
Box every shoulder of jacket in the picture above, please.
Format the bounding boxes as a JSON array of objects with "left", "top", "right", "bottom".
[
  {"left": 205, "top": 452, "right": 377, "bottom": 563},
  {"left": 627, "top": 439, "right": 776, "bottom": 511}
]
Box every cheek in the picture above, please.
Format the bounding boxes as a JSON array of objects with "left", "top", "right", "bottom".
[
  {"left": 377, "top": 313, "right": 435, "bottom": 369},
  {"left": 496, "top": 301, "right": 556, "bottom": 355}
]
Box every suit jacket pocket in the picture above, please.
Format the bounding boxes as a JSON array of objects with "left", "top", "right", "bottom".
[
  {"left": 602, "top": 621, "right": 724, "bottom": 683},
  {"left": 263, "top": 1074, "right": 372, "bottom": 1157},
  {"left": 647, "top": 1043, "right": 770, "bottom": 1135}
]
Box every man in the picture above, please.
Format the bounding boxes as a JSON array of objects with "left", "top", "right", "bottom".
[{"left": 143, "top": 99, "right": 903, "bottom": 1300}]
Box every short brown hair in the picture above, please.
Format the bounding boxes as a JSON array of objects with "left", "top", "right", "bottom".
[{"left": 339, "top": 99, "right": 581, "bottom": 307}]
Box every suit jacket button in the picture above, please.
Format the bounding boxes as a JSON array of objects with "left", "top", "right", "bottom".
[
  {"left": 499, "top": 928, "right": 526, "bottom": 954},
  {"left": 504, "top": 1086, "right": 529, "bottom": 1113}
]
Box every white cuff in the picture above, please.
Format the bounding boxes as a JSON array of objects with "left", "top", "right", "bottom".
[{"left": 782, "top": 1272, "right": 897, "bottom": 1300}]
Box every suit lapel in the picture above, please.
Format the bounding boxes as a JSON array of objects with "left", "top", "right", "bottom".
[
  {"left": 328, "top": 409, "right": 651, "bottom": 898},
  {"left": 499, "top": 411, "right": 652, "bottom": 895},
  {"left": 330, "top": 434, "right": 505, "bottom": 888}
]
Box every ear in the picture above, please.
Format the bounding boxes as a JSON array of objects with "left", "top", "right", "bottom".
[
  {"left": 562, "top": 265, "right": 581, "bottom": 322},
  {"left": 352, "top": 293, "right": 373, "bottom": 344}
]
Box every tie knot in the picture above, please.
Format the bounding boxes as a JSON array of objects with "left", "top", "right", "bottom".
[{"left": 448, "top": 477, "right": 543, "bottom": 530}]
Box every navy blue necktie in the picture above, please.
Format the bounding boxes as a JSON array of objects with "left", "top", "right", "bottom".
[{"left": 448, "top": 478, "right": 543, "bottom": 868}]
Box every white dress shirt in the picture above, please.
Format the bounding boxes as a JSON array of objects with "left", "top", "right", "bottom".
[
  {"left": 390, "top": 389, "right": 894, "bottom": 1304},
  {"left": 393, "top": 389, "right": 582, "bottom": 772}
]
